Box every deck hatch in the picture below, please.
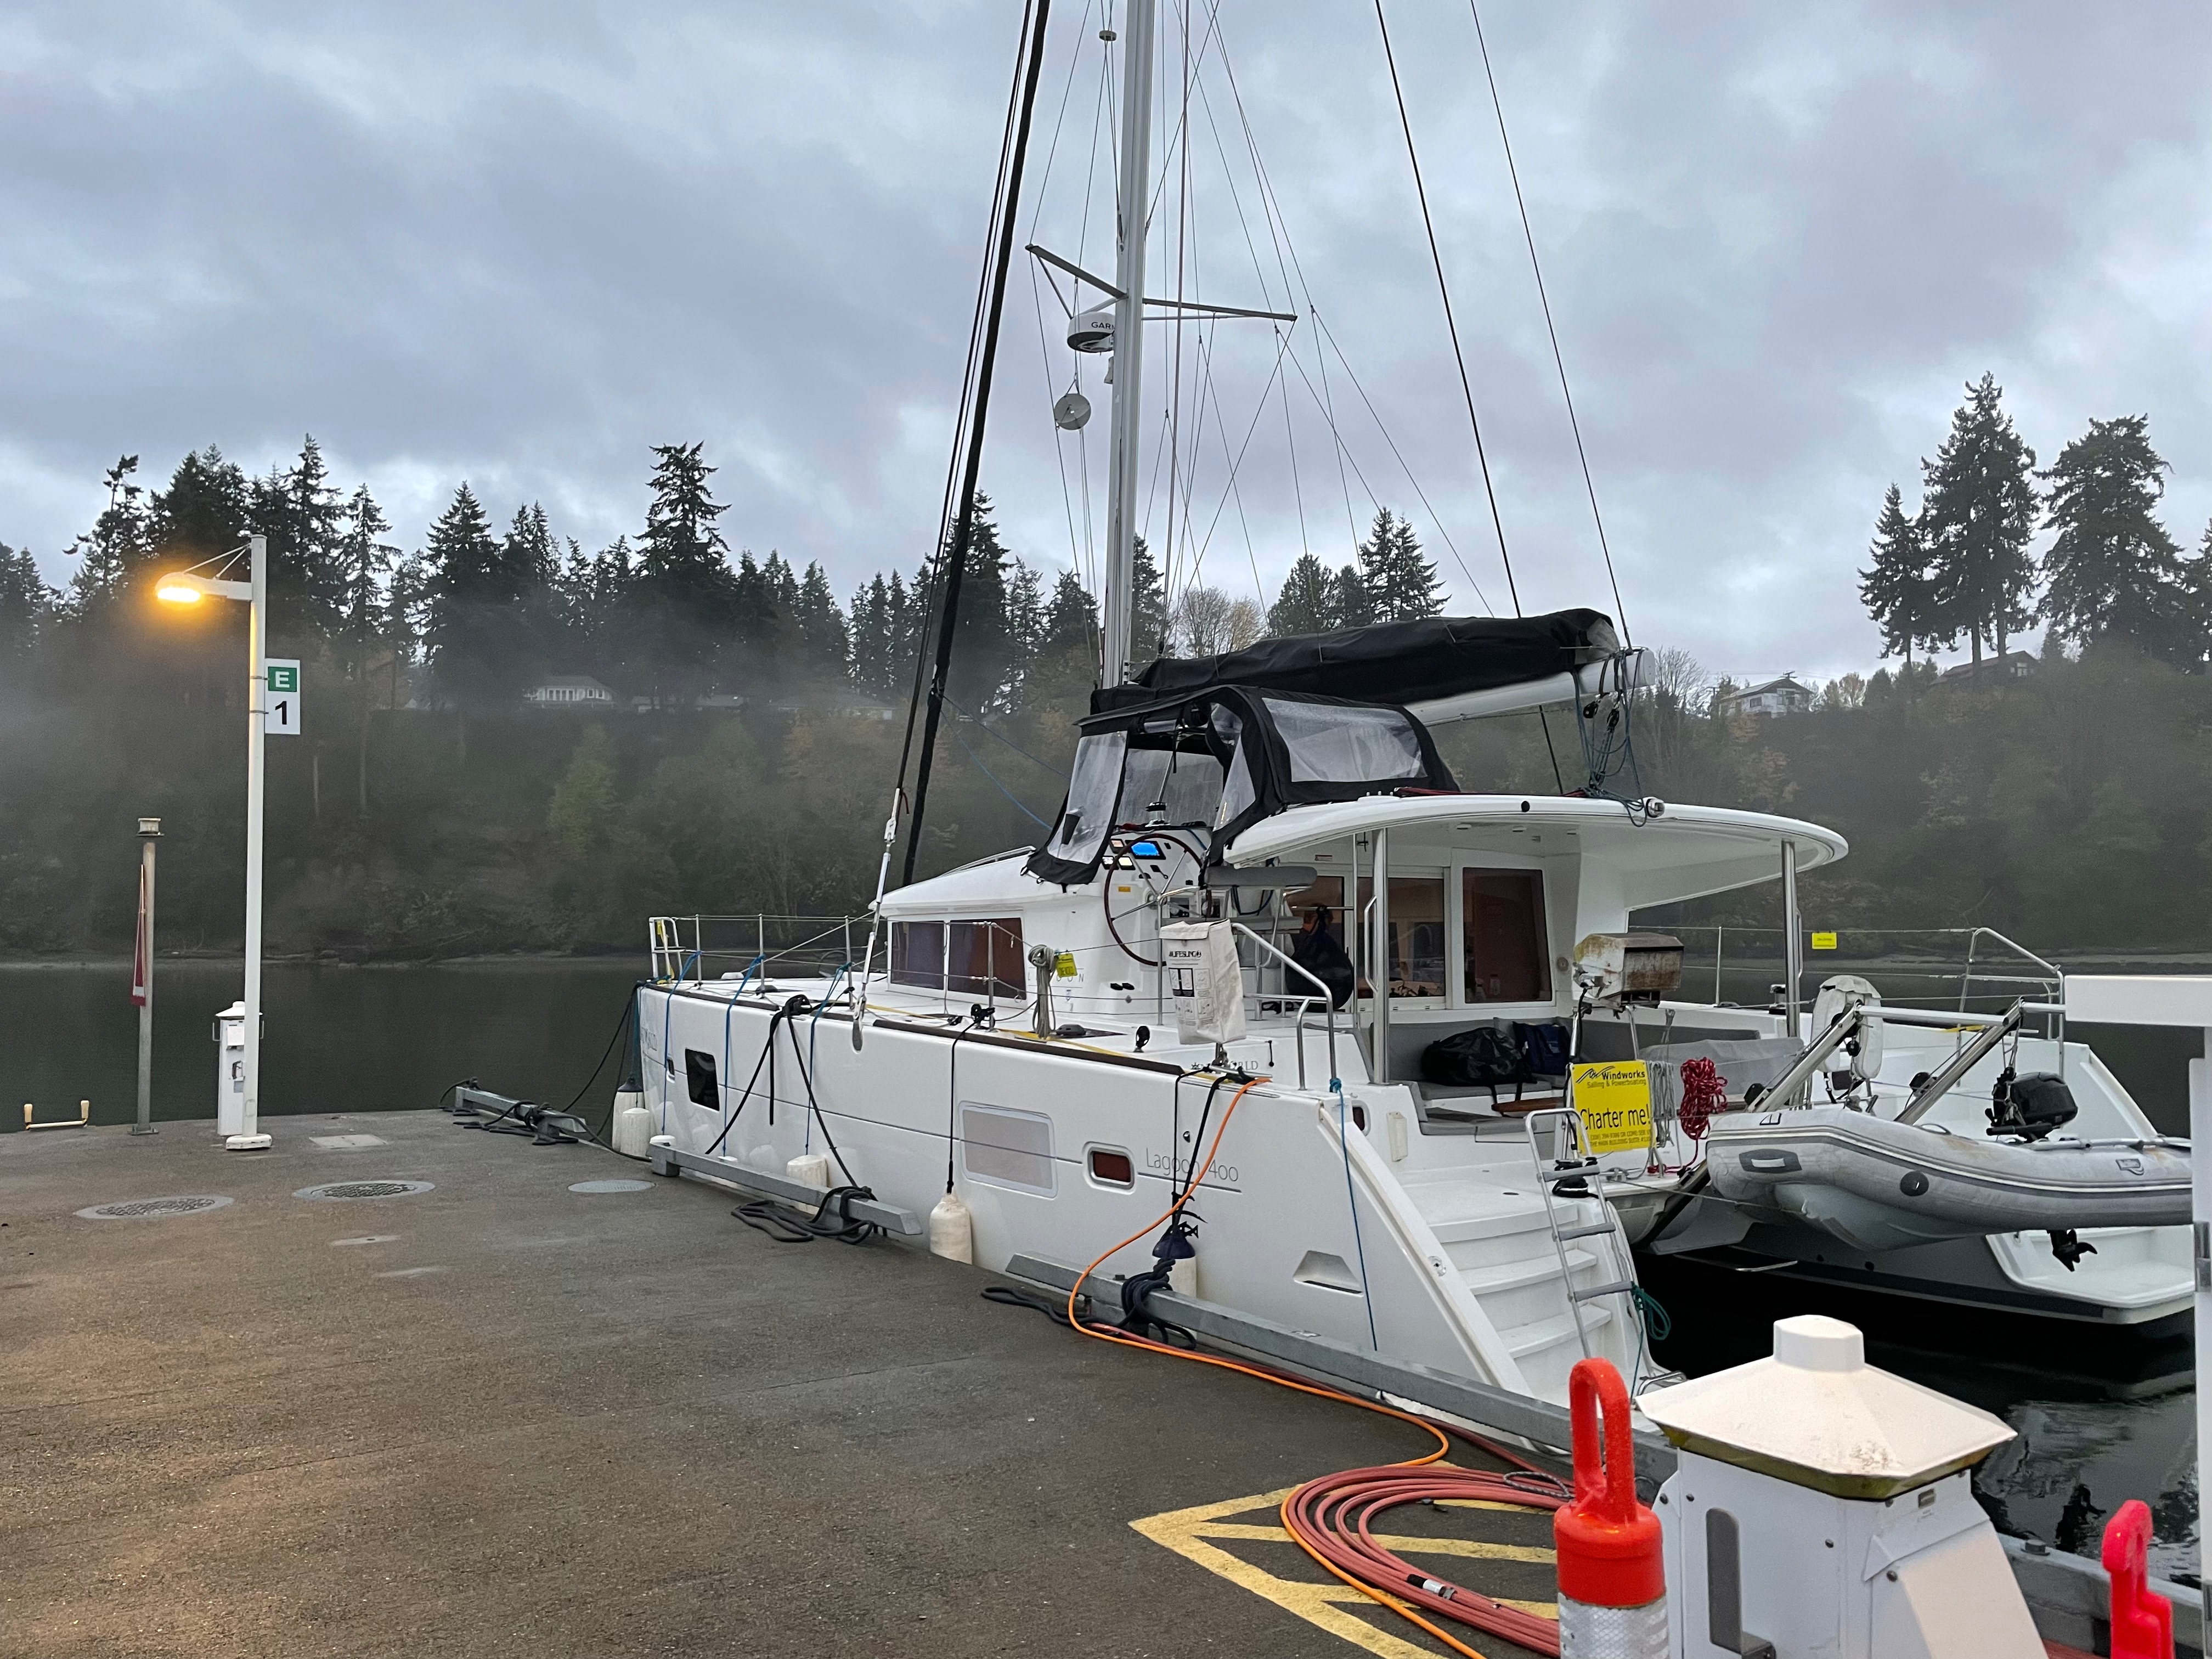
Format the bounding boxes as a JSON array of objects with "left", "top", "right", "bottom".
[{"left": 961, "top": 1103, "right": 1056, "bottom": 1195}]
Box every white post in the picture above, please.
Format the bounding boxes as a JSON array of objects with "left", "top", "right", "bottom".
[
  {"left": 133, "top": 819, "right": 160, "bottom": 1136},
  {"left": 1372, "top": 828, "right": 1391, "bottom": 1084},
  {"left": 2194, "top": 1031, "right": 2210, "bottom": 1621},
  {"left": 232, "top": 534, "right": 272, "bottom": 1150},
  {"left": 1780, "top": 839, "right": 1802, "bottom": 1040},
  {"left": 1098, "top": 0, "right": 1155, "bottom": 687}
]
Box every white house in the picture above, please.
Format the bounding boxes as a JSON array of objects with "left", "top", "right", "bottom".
[
  {"left": 528, "top": 675, "right": 617, "bottom": 708},
  {"left": 1716, "top": 674, "right": 1815, "bottom": 718}
]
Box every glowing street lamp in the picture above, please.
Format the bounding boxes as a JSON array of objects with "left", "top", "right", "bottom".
[{"left": 155, "top": 534, "right": 273, "bottom": 1150}]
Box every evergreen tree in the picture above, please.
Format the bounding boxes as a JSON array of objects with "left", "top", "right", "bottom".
[
  {"left": 2038, "top": 415, "right": 2194, "bottom": 666},
  {"left": 1331, "top": 562, "right": 1373, "bottom": 630},
  {"left": 1858, "top": 483, "right": 1933, "bottom": 665},
  {"left": 849, "top": 574, "right": 893, "bottom": 697},
  {"left": 421, "top": 482, "right": 540, "bottom": 707},
  {"left": 624, "top": 441, "right": 738, "bottom": 699},
  {"left": 1357, "top": 507, "right": 1442, "bottom": 622},
  {"left": 1126, "top": 534, "right": 1167, "bottom": 664},
  {"left": 942, "top": 496, "right": 1017, "bottom": 712},
  {"left": 1268, "top": 551, "right": 1338, "bottom": 636},
  {"left": 1040, "top": 567, "right": 1098, "bottom": 657},
  {"left": 793, "top": 561, "right": 850, "bottom": 681},
  {"left": 1920, "top": 374, "right": 2040, "bottom": 665},
  {"left": 0, "top": 544, "right": 57, "bottom": 668},
  {"left": 1006, "top": 557, "right": 1045, "bottom": 663},
  {"left": 335, "top": 485, "right": 397, "bottom": 676},
  {"left": 254, "top": 436, "right": 348, "bottom": 645},
  {"left": 150, "top": 447, "right": 250, "bottom": 570},
  {"left": 64, "top": 455, "right": 150, "bottom": 616}
]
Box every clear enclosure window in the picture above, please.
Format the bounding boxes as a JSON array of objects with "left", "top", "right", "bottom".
[
  {"left": 948, "top": 918, "right": 1025, "bottom": 998},
  {"left": 889, "top": 920, "right": 945, "bottom": 990},
  {"left": 1462, "top": 869, "right": 1550, "bottom": 1003},
  {"left": 1261, "top": 697, "right": 1424, "bottom": 785},
  {"left": 1047, "top": 732, "right": 1127, "bottom": 868},
  {"left": 1121, "top": 744, "right": 1226, "bottom": 828}
]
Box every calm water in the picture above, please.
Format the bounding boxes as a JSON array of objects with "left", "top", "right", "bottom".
[{"left": 1, "top": 957, "right": 2199, "bottom": 1581}]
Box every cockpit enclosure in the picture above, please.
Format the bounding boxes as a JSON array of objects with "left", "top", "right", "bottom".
[
  {"left": 1025, "top": 610, "right": 1618, "bottom": 888},
  {"left": 1023, "top": 687, "right": 1454, "bottom": 887}
]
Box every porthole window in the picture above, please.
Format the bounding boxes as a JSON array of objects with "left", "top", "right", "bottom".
[{"left": 1087, "top": 1147, "right": 1135, "bottom": 1188}]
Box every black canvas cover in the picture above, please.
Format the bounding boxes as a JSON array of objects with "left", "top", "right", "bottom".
[
  {"left": 1091, "top": 608, "right": 1617, "bottom": 719},
  {"left": 1022, "top": 686, "right": 1456, "bottom": 887}
]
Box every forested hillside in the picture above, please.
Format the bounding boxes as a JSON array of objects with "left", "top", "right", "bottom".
[{"left": 2, "top": 376, "right": 2205, "bottom": 958}]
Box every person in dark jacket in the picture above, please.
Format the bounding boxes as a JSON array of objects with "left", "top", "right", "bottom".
[{"left": 1290, "top": 906, "right": 1355, "bottom": 1008}]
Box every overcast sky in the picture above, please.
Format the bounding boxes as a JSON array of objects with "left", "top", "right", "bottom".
[{"left": 5, "top": 1, "right": 2207, "bottom": 684}]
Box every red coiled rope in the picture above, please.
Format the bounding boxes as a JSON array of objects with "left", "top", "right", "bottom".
[{"left": 1677, "top": 1056, "right": 1727, "bottom": 1141}]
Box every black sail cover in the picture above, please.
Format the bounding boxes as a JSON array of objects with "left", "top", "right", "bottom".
[{"left": 1090, "top": 608, "right": 1618, "bottom": 719}]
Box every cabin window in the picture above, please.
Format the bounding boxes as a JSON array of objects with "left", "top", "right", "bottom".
[
  {"left": 1380, "top": 876, "right": 1446, "bottom": 997},
  {"left": 1087, "top": 1147, "right": 1135, "bottom": 1188},
  {"left": 1262, "top": 697, "right": 1424, "bottom": 784},
  {"left": 948, "top": 918, "right": 1025, "bottom": 998},
  {"left": 1280, "top": 873, "right": 1346, "bottom": 935},
  {"left": 1462, "top": 868, "right": 1550, "bottom": 1003},
  {"left": 889, "top": 921, "right": 945, "bottom": 990},
  {"left": 960, "top": 1103, "right": 1056, "bottom": 1195},
  {"left": 683, "top": 1049, "right": 719, "bottom": 1110}
]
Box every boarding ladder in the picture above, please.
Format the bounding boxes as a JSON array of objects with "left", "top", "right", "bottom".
[{"left": 1521, "top": 1105, "right": 1646, "bottom": 1369}]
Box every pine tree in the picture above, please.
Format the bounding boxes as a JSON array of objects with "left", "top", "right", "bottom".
[
  {"left": 1268, "top": 551, "right": 1337, "bottom": 636},
  {"left": 1920, "top": 374, "right": 2040, "bottom": 665},
  {"left": 793, "top": 561, "right": 850, "bottom": 681},
  {"left": 150, "top": 447, "right": 250, "bottom": 568},
  {"left": 422, "top": 482, "right": 540, "bottom": 707},
  {"left": 2038, "top": 415, "right": 2193, "bottom": 666},
  {"left": 1858, "top": 483, "right": 1933, "bottom": 665},
  {"left": 264, "top": 436, "right": 349, "bottom": 644},
  {"left": 1040, "top": 567, "right": 1098, "bottom": 657},
  {"left": 848, "top": 574, "right": 891, "bottom": 697},
  {"left": 1006, "top": 558, "right": 1045, "bottom": 663},
  {"left": 1357, "top": 507, "right": 1442, "bottom": 622},
  {"left": 0, "top": 543, "right": 57, "bottom": 668},
  {"left": 1127, "top": 535, "right": 1167, "bottom": 663},
  {"left": 335, "top": 486, "right": 396, "bottom": 675},
  {"left": 1331, "top": 562, "right": 1373, "bottom": 630},
  {"left": 625, "top": 441, "right": 738, "bottom": 699},
  {"left": 64, "top": 455, "right": 150, "bottom": 616}
]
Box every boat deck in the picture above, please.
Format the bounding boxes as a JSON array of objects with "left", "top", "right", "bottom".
[{"left": 0, "top": 1110, "right": 1559, "bottom": 1659}]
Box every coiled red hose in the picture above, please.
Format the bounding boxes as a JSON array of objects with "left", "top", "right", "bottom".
[{"left": 1280, "top": 1453, "right": 1572, "bottom": 1656}]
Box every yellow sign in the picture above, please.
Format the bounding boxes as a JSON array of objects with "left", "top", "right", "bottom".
[
  {"left": 1572, "top": 1061, "right": 1652, "bottom": 1154},
  {"left": 1811, "top": 930, "right": 1838, "bottom": 951}
]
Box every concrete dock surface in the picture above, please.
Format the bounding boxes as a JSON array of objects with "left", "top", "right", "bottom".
[{"left": 1, "top": 1111, "right": 1556, "bottom": 1658}]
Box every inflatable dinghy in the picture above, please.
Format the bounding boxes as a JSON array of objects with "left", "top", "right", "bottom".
[{"left": 1705, "top": 1104, "right": 2190, "bottom": 1240}]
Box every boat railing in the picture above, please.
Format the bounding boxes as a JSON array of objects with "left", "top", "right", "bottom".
[
  {"left": 647, "top": 913, "right": 867, "bottom": 984},
  {"left": 1669, "top": 923, "right": 2064, "bottom": 1038},
  {"left": 1232, "top": 922, "right": 1338, "bottom": 1091}
]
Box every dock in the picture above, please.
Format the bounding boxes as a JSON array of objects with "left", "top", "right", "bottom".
[{"left": 1, "top": 1111, "right": 1561, "bottom": 1658}]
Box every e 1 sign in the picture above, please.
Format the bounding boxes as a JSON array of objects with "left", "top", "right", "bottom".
[{"left": 265, "top": 659, "right": 302, "bottom": 736}]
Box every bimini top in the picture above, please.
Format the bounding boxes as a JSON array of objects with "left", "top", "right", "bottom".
[{"left": 1091, "top": 608, "right": 1618, "bottom": 720}]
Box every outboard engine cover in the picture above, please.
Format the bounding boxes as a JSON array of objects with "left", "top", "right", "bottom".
[{"left": 1987, "top": 1069, "right": 2076, "bottom": 1141}]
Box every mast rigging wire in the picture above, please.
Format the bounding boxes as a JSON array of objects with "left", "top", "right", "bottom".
[
  {"left": 902, "top": 0, "right": 1055, "bottom": 887},
  {"left": 1469, "top": 0, "right": 1630, "bottom": 644},
  {"left": 1373, "top": 0, "right": 1522, "bottom": 618}
]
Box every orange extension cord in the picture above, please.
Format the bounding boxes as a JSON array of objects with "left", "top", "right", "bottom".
[{"left": 1063, "top": 1077, "right": 1570, "bottom": 1658}]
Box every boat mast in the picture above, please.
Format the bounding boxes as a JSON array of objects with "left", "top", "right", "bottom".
[{"left": 1099, "top": 0, "right": 1155, "bottom": 688}]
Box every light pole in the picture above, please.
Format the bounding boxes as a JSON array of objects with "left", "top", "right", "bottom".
[{"left": 156, "top": 534, "right": 272, "bottom": 1150}]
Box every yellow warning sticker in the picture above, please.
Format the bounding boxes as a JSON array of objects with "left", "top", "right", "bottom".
[
  {"left": 1811, "top": 930, "right": 1838, "bottom": 950},
  {"left": 1572, "top": 1061, "right": 1652, "bottom": 1154}
]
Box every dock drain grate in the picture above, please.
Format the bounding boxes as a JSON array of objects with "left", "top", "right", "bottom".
[
  {"left": 77, "top": 1195, "right": 235, "bottom": 1221},
  {"left": 294, "top": 1180, "right": 436, "bottom": 1202}
]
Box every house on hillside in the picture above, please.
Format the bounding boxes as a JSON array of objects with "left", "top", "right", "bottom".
[
  {"left": 1716, "top": 675, "right": 1815, "bottom": 718},
  {"left": 528, "top": 675, "right": 617, "bottom": 708},
  {"left": 1937, "top": 651, "right": 2039, "bottom": 686}
]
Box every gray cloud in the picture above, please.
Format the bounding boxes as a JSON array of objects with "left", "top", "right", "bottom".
[{"left": 4, "top": 0, "right": 2205, "bottom": 685}]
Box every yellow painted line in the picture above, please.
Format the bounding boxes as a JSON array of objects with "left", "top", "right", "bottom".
[
  {"left": 1131, "top": 1484, "right": 1560, "bottom": 1658},
  {"left": 1192, "top": 1521, "right": 1554, "bottom": 1565}
]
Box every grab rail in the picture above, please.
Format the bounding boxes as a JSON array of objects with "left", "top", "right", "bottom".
[{"left": 1232, "top": 922, "right": 1338, "bottom": 1091}]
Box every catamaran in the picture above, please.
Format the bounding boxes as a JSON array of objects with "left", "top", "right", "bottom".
[{"left": 623, "top": 3, "right": 2188, "bottom": 1413}]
